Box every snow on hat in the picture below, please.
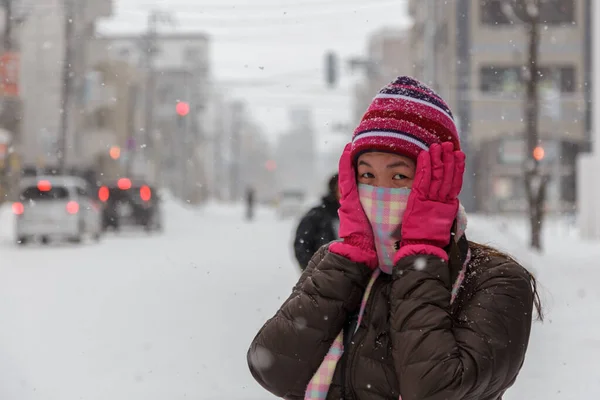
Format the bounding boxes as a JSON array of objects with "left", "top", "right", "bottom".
[{"left": 351, "top": 76, "right": 460, "bottom": 162}]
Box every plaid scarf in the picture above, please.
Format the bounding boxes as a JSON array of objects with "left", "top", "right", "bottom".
[{"left": 304, "top": 186, "right": 469, "bottom": 400}]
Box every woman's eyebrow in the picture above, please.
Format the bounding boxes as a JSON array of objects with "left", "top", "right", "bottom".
[
  {"left": 358, "top": 160, "right": 372, "bottom": 167},
  {"left": 387, "top": 161, "right": 410, "bottom": 168}
]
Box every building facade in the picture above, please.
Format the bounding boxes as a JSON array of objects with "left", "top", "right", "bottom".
[
  {"left": 275, "top": 107, "right": 317, "bottom": 196},
  {"left": 19, "top": 0, "right": 113, "bottom": 169},
  {"left": 409, "top": 0, "right": 590, "bottom": 213},
  {"left": 352, "top": 28, "right": 411, "bottom": 126},
  {"left": 94, "top": 33, "right": 210, "bottom": 201}
]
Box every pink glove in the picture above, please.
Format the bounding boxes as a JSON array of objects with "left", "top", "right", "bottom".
[
  {"left": 394, "top": 142, "right": 466, "bottom": 263},
  {"left": 329, "top": 144, "right": 378, "bottom": 270}
]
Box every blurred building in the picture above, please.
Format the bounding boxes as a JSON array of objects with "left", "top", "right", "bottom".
[
  {"left": 19, "top": 0, "right": 113, "bottom": 171},
  {"left": 409, "top": 0, "right": 590, "bottom": 214},
  {"left": 83, "top": 60, "right": 144, "bottom": 181},
  {"left": 238, "top": 120, "right": 276, "bottom": 203},
  {"left": 94, "top": 32, "right": 210, "bottom": 202},
  {"left": 578, "top": 0, "right": 600, "bottom": 239},
  {"left": 202, "top": 87, "right": 227, "bottom": 201},
  {"left": 275, "top": 107, "right": 317, "bottom": 196},
  {"left": 352, "top": 28, "right": 411, "bottom": 126},
  {"left": 215, "top": 100, "right": 275, "bottom": 202}
]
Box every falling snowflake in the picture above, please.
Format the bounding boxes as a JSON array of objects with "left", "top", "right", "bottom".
[
  {"left": 249, "top": 345, "right": 274, "bottom": 371},
  {"left": 414, "top": 257, "right": 427, "bottom": 271}
]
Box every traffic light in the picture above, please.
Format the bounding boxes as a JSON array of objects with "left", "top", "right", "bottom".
[
  {"left": 109, "top": 146, "right": 121, "bottom": 160},
  {"left": 325, "top": 51, "right": 338, "bottom": 88},
  {"left": 265, "top": 160, "right": 277, "bottom": 171},
  {"left": 176, "top": 101, "right": 190, "bottom": 116},
  {"left": 533, "top": 146, "right": 545, "bottom": 161}
]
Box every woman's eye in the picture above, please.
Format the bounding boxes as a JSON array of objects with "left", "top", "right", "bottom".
[
  {"left": 361, "top": 172, "right": 374, "bottom": 179},
  {"left": 393, "top": 173, "right": 408, "bottom": 180}
]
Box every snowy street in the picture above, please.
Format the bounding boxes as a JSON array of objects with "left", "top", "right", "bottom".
[{"left": 0, "top": 200, "right": 598, "bottom": 399}]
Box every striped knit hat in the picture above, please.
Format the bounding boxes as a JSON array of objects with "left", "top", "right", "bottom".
[{"left": 351, "top": 76, "right": 460, "bottom": 162}]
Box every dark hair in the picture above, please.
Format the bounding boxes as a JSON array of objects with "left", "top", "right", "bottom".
[
  {"left": 328, "top": 174, "right": 339, "bottom": 196},
  {"left": 468, "top": 241, "right": 544, "bottom": 322}
]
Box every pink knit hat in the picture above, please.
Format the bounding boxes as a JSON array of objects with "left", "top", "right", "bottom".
[{"left": 351, "top": 76, "right": 460, "bottom": 161}]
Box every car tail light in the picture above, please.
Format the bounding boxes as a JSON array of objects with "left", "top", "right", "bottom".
[
  {"left": 98, "top": 186, "right": 109, "bottom": 202},
  {"left": 140, "top": 185, "right": 151, "bottom": 202},
  {"left": 37, "top": 180, "right": 52, "bottom": 191},
  {"left": 118, "top": 178, "right": 132, "bottom": 190},
  {"left": 12, "top": 202, "right": 24, "bottom": 215},
  {"left": 66, "top": 201, "right": 79, "bottom": 214}
]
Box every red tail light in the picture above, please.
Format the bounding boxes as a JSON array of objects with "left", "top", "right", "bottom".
[
  {"left": 118, "top": 178, "right": 132, "bottom": 190},
  {"left": 98, "top": 186, "right": 109, "bottom": 202},
  {"left": 12, "top": 202, "right": 24, "bottom": 215},
  {"left": 37, "top": 180, "right": 52, "bottom": 191},
  {"left": 66, "top": 201, "right": 79, "bottom": 214},
  {"left": 140, "top": 185, "right": 151, "bottom": 202}
]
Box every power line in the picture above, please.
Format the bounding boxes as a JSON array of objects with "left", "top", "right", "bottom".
[
  {"left": 109, "top": 5, "right": 407, "bottom": 29},
  {"left": 117, "top": 0, "right": 405, "bottom": 12}
]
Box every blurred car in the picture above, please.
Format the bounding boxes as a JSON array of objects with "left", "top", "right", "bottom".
[
  {"left": 98, "top": 178, "right": 163, "bottom": 233},
  {"left": 13, "top": 176, "right": 103, "bottom": 245},
  {"left": 277, "top": 190, "right": 306, "bottom": 219}
]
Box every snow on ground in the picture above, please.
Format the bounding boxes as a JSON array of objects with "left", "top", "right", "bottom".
[
  {"left": 0, "top": 200, "right": 597, "bottom": 399},
  {"left": 468, "top": 215, "right": 600, "bottom": 399},
  {"left": 0, "top": 200, "right": 295, "bottom": 400}
]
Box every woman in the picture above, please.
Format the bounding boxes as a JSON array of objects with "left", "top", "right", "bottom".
[{"left": 247, "top": 76, "right": 542, "bottom": 400}]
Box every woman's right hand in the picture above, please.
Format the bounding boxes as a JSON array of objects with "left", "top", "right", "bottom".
[{"left": 329, "top": 143, "right": 378, "bottom": 269}]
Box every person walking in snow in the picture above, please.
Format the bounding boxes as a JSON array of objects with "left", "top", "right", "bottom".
[
  {"left": 245, "top": 186, "right": 255, "bottom": 221},
  {"left": 293, "top": 174, "right": 340, "bottom": 271},
  {"left": 248, "top": 76, "right": 542, "bottom": 400}
]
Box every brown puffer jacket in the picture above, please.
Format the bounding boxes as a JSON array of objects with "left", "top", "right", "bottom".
[{"left": 247, "top": 237, "right": 535, "bottom": 400}]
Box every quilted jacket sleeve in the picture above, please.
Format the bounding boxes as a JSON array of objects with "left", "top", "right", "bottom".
[
  {"left": 247, "top": 245, "right": 372, "bottom": 399},
  {"left": 389, "top": 254, "right": 534, "bottom": 400}
]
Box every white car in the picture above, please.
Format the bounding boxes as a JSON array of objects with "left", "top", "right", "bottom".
[
  {"left": 277, "top": 190, "right": 306, "bottom": 220},
  {"left": 13, "top": 176, "right": 103, "bottom": 245}
]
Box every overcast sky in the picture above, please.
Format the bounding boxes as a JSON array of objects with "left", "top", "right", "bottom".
[{"left": 98, "top": 0, "right": 412, "bottom": 150}]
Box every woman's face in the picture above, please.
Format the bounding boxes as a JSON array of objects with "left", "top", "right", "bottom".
[{"left": 356, "top": 152, "right": 416, "bottom": 189}]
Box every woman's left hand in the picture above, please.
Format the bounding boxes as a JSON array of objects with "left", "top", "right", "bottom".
[{"left": 395, "top": 142, "right": 465, "bottom": 262}]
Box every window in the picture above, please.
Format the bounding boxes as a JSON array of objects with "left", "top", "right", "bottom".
[
  {"left": 184, "top": 46, "right": 201, "bottom": 64},
  {"left": 481, "top": 0, "right": 575, "bottom": 26},
  {"left": 538, "top": 66, "right": 576, "bottom": 93},
  {"left": 480, "top": 65, "right": 576, "bottom": 93},
  {"left": 559, "top": 66, "right": 576, "bottom": 92},
  {"left": 481, "top": 0, "right": 511, "bottom": 25},
  {"left": 77, "top": 187, "right": 89, "bottom": 198},
  {"left": 540, "top": 0, "right": 575, "bottom": 24},
  {"left": 480, "top": 66, "right": 522, "bottom": 92},
  {"left": 21, "top": 187, "right": 69, "bottom": 201}
]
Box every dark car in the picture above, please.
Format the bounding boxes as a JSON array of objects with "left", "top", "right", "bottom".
[{"left": 98, "top": 178, "right": 163, "bottom": 233}]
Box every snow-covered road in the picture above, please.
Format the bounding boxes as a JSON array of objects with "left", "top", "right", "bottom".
[
  {"left": 0, "top": 200, "right": 597, "bottom": 399},
  {"left": 0, "top": 201, "right": 293, "bottom": 400}
]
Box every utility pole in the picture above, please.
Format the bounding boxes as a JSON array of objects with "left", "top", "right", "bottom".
[
  {"left": 504, "top": 0, "right": 547, "bottom": 250},
  {"left": 71, "top": 0, "right": 87, "bottom": 168},
  {"left": 229, "top": 101, "right": 243, "bottom": 202},
  {"left": 2, "top": 0, "right": 12, "bottom": 51},
  {"left": 522, "top": 0, "right": 547, "bottom": 251},
  {"left": 424, "top": 0, "right": 436, "bottom": 89},
  {"left": 58, "top": 0, "right": 74, "bottom": 174},
  {"left": 140, "top": 10, "right": 175, "bottom": 185},
  {"left": 141, "top": 12, "right": 158, "bottom": 183},
  {"left": 0, "top": 0, "right": 16, "bottom": 200}
]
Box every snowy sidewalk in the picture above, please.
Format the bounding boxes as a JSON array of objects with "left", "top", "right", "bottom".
[
  {"left": 468, "top": 215, "right": 600, "bottom": 399},
  {"left": 0, "top": 200, "right": 597, "bottom": 399},
  {"left": 0, "top": 200, "right": 294, "bottom": 400}
]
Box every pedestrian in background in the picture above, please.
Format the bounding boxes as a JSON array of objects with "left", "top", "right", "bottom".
[
  {"left": 293, "top": 174, "right": 339, "bottom": 271},
  {"left": 245, "top": 186, "right": 255, "bottom": 221}
]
